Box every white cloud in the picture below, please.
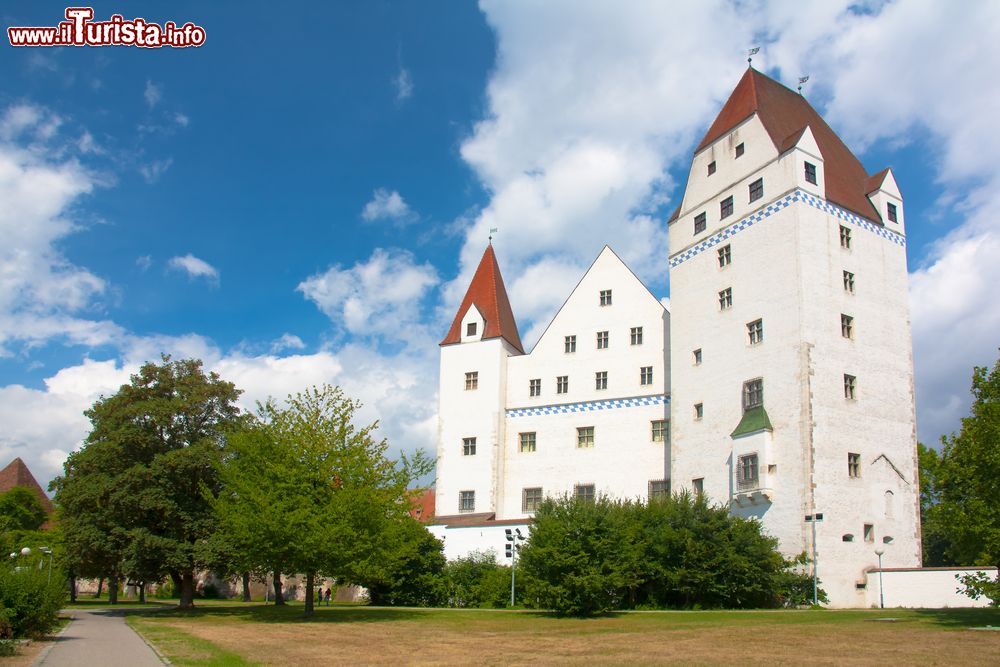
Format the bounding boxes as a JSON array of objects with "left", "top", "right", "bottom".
[
  {"left": 136, "top": 255, "right": 152, "bottom": 271},
  {"left": 144, "top": 79, "right": 162, "bottom": 108},
  {"left": 174, "top": 112, "right": 190, "bottom": 127},
  {"left": 168, "top": 254, "right": 219, "bottom": 283},
  {"left": 270, "top": 333, "right": 306, "bottom": 353},
  {"left": 361, "top": 188, "right": 416, "bottom": 224},
  {"left": 393, "top": 67, "right": 413, "bottom": 101},
  {"left": 139, "top": 158, "right": 172, "bottom": 184}
]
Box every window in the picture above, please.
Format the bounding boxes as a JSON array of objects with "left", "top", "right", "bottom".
[
  {"left": 595, "top": 371, "right": 607, "bottom": 390},
  {"left": 747, "top": 319, "right": 763, "bottom": 345},
  {"left": 707, "top": 160, "right": 716, "bottom": 176},
  {"left": 651, "top": 419, "right": 668, "bottom": 443},
  {"left": 557, "top": 375, "right": 569, "bottom": 394},
  {"left": 743, "top": 378, "right": 763, "bottom": 411},
  {"left": 459, "top": 490, "right": 475, "bottom": 513},
  {"left": 694, "top": 403, "right": 704, "bottom": 420},
  {"left": 749, "top": 178, "right": 763, "bottom": 203},
  {"left": 528, "top": 378, "right": 541, "bottom": 397},
  {"left": 735, "top": 142, "right": 745, "bottom": 158},
  {"left": 596, "top": 331, "right": 609, "bottom": 349},
  {"left": 842, "top": 534, "right": 855, "bottom": 543},
  {"left": 565, "top": 335, "right": 576, "bottom": 353},
  {"left": 843, "top": 270, "right": 855, "bottom": 293},
  {"left": 844, "top": 374, "right": 857, "bottom": 400},
  {"left": 693, "top": 348, "right": 702, "bottom": 365},
  {"left": 737, "top": 453, "right": 759, "bottom": 491},
  {"left": 577, "top": 426, "right": 595, "bottom": 448},
  {"left": 863, "top": 523, "right": 874, "bottom": 543},
  {"left": 649, "top": 479, "right": 670, "bottom": 500},
  {"left": 692, "top": 478, "right": 704, "bottom": 495},
  {"left": 718, "top": 244, "right": 731, "bottom": 267},
  {"left": 848, "top": 452, "right": 861, "bottom": 479},
  {"left": 694, "top": 212, "right": 707, "bottom": 234},
  {"left": 600, "top": 289, "right": 613, "bottom": 306},
  {"left": 805, "top": 161, "right": 817, "bottom": 185},
  {"left": 462, "top": 437, "right": 476, "bottom": 456},
  {"left": 884, "top": 490, "right": 895, "bottom": 519},
  {"left": 719, "top": 287, "right": 732, "bottom": 310},
  {"left": 522, "top": 487, "right": 543, "bottom": 513},
  {"left": 840, "top": 225, "right": 852, "bottom": 249},
  {"left": 720, "top": 195, "right": 734, "bottom": 219},
  {"left": 465, "top": 371, "right": 478, "bottom": 390},
  {"left": 466, "top": 322, "right": 477, "bottom": 336},
  {"left": 574, "top": 484, "right": 596, "bottom": 503},
  {"left": 519, "top": 432, "right": 536, "bottom": 453},
  {"left": 640, "top": 366, "right": 653, "bottom": 385},
  {"left": 841, "top": 314, "right": 854, "bottom": 339},
  {"left": 887, "top": 202, "right": 898, "bottom": 223},
  {"left": 631, "top": 326, "right": 643, "bottom": 345}
]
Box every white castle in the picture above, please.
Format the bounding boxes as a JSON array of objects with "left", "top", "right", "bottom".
[{"left": 429, "top": 68, "right": 925, "bottom": 608}]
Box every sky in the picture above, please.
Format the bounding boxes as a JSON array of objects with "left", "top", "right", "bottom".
[{"left": 1, "top": 1, "right": 998, "bottom": 490}]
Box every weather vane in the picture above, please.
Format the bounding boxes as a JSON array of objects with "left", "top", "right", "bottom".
[
  {"left": 489, "top": 227, "right": 498, "bottom": 244},
  {"left": 798, "top": 75, "right": 810, "bottom": 95},
  {"left": 747, "top": 47, "right": 759, "bottom": 66}
]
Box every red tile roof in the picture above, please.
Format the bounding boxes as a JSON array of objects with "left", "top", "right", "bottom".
[
  {"left": 440, "top": 244, "right": 524, "bottom": 353},
  {"left": 680, "top": 67, "right": 881, "bottom": 222},
  {"left": 0, "top": 457, "right": 55, "bottom": 516},
  {"left": 409, "top": 488, "right": 435, "bottom": 523}
]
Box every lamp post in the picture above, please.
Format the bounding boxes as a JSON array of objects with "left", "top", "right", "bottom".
[
  {"left": 875, "top": 549, "right": 885, "bottom": 609},
  {"left": 40, "top": 547, "right": 53, "bottom": 584},
  {"left": 504, "top": 528, "right": 526, "bottom": 607}
]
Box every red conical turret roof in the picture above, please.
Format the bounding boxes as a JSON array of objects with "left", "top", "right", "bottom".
[
  {"left": 0, "top": 457, "right": 55, "bottom": 515},
  {"left": 441, "top": 245, "right": 524, "bottom": 353}
]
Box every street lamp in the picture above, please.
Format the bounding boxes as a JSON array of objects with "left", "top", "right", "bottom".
[
  {"left": 40, "top": 547, "right": 53, "bottom": 584},
  {"left": 874, "top": 549, "right": 885, "bottom": 609},
  {"left": 504, "top": 528, "right": 526, "bottom": 607}
]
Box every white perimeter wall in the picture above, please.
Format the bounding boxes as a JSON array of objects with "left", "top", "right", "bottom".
[{"left": 864, "top": 568, "right": 998, "bottom": 608}]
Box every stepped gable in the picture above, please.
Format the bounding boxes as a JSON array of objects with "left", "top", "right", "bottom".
[
  {"left": 0, "top": 457, "right": 55, "bottom": 514},
  {"left": 677, "top": 67, "right": 881, "bottom": 222},
  {"left": 440, "top": 244, "right": 524, "bottom": 354}
]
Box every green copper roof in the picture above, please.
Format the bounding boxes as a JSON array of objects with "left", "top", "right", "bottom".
[{"left": 731, "top": 405, "right": 773, "bottom": 438}]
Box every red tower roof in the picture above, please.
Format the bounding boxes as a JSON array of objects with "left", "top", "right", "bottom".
[
  {"left": 687, "top": 67, "right": 880, "bottom": 222},
  {"left": 0, "top": 457, "right": 55, "bottom": 515},
  {"left": 440, "top": 245, "right": 524, "bottom": 353}
]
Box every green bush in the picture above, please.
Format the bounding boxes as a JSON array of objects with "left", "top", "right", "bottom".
[
  {"left": 152, "top": 579, "right": 176, "bottom": 599},
  {"left": 443, "top": 551, "right": 515, "bottom": 608},
  {"left": 0, "top": 638, "right": 16, "bottom": 657},
  {"left": 0, "top": 563, "right": 65, "bottom": 638}
]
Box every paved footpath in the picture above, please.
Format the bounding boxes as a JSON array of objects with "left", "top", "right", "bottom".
[{"left": 34, "top": 609, "right": 166, "bottom": 667}]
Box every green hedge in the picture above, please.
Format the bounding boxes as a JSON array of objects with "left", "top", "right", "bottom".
[{"left": 0, "top": 563, "right": 65, "bottom": 638}]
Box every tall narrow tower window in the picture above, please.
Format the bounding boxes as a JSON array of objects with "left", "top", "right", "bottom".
[
  {"left": 557, "top": 376, "right": 569, "bottom": 394},
  {"left": 735, "top": 142, "right": 745, "bottom": 158},
  {"left": 640, "top": 366, "right": 653, "bottom": 385},
  {"left": 718, "top": 244, "right": 731, "bottom": 267},
  {"left": 840, "top": 225, "right": 852, "bottom": 249},
  {"left": 747, "top": 319, "right": 763, "bottom": 345},
  {"left": 694, "top": 212, "right": 707, "bottom": 234},
  {"left": 848, "top": 453, "right": 861, "bottom": 478},
  {"left": 742, "top": 378, "right": 763, "bottom": 411},
  {"left": 719, "top": 288, "right": 732, "bottom": 310},
  {"left": 887, "top": 202, "right": 898, "bottom": 223},
  {"left": 707, "top": 160, "right": 717, "bottom": 175},
  {"left": 748, "top": 178, "right": 764, "bottom": 203},
  {"left": 843, "top": 270, "right": 855, "bottom": 293},
  {"left": 841, "top": 314, "right": 854, "bottom": 339},
  {"left": 720, "top": 195, "right": 734, "bottom": 219},
  {"left": 844, "top": 374, "right": 857, "bottom": 400},
  {"left": 805, "top": 161, "right": 817, "bottom": 185}
]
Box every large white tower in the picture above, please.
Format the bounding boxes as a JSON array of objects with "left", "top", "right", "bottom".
[{"left": 667, "top": 68, "right": 920, "bottom": 606}]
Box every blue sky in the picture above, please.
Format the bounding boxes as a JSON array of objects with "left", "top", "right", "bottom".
[{"left": 2, "top": 1, "right": 999, "bottom": 487}]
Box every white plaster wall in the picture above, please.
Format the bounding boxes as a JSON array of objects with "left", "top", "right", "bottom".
[
  {"left": 865, "top": 568, "right": 998, "bottom": 608},
  {"left": 427, "top": 523, "right": 530, "bottom": 564}
]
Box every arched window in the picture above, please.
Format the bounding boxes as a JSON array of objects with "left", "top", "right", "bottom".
[{"left": 884, "top": 490, "right": 895, "bottom": 519}]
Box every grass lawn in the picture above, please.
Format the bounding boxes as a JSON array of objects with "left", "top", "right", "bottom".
[{"left": 123, "top": 603, "right": 1000, "bottom": 666}]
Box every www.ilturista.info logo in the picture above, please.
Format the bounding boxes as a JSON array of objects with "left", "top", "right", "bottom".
[{"left": 8, "top": 7, "right": 205, "bottom": 48}]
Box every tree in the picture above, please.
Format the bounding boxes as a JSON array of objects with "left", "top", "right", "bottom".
[
  {"left": 52, "top": 356, "right": 242, "bottom": 608},
  {"left": 441, "top": 550, "right": 513, "bottom": 608},
  {"left": 361, "top": 517, "right": 446, "bottom": 607},
  {"left": 0, "top": 487, "right": 47, "bottom": 532},
  {"left": 212, "top": 385, "right": 433, "bottom": 615},
  {"left": 917, "top": 442, "right": 955, "bottom": 567}
]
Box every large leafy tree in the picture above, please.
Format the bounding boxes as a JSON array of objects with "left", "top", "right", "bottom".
[
  {"left": 52, "top": 356, "right": 242, "bottom": 608},
  {"left": 0, "top": 487, "right": 47, "bottom": 532},
  {"left": 213, "top": 384, "right": 433, "bottom": 615}
]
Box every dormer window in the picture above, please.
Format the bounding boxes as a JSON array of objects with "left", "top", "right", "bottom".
[
  {"left": 466, "top": 322, "right": 477, "bottom": 337},
  {"left": 735, "top": 142, "right": 745, "bottom": 158},
  {"left": 805, "top": 162, "right": 817, "bottom": 185},
  {"left": 887, "top": 202, "right": 898, "bottom": 223},
  {"left": 708, "top": 161, "right": 716, "bottom": 176}
]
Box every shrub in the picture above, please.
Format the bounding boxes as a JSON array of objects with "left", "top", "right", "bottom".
[
  {"left": 443, "top": 551, "right": 514, "bottom": 608},
  {"left": 0, "top": 563, "right": 65, "bottom": 638}
]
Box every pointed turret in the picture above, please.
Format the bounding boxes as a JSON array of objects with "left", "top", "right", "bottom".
[
  {"left": 440, "top": 245, "right": 524, "bottom": 354},
  {"left": 0, "top": 457, "right": 55, "bottom": 514}
]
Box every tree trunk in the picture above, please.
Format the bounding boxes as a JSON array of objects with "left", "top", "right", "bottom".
[
  {"left": 272, "top": 570, "right": 285, "bottom": 605},
  {"left": 94, "top": 577, "right": 104, "bottom": 598},
  {"left": 178, "top": 571, "right": 196, "bottom": 609},
  {"left": 169, "top": 571, "right": 182, "bottom": 598},
  {"left": 242, "top": 572, "right": 252, "bottom": 602},
  {"left": 108, "top": 574, "right": 118, "bottom": 605},
  {"left": 304, "top": 572, "right": 315, "bottom": 616},
  {"left": 70, "top": 575, "right": 77, "bottom": 603},
  {"left": 139, "top": 582, "right": 146, "bottom": 603}
]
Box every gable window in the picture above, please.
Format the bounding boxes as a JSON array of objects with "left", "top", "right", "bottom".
[
  {"left": 735, "top": 142, "right": 745, "bottom": 158},
  {"left": 692, "top": 478, "right": 704, "bottom": 495},
  {"left": 577, "top": 426, "right": 595, "bottom": 448},
  {"left": 640, "top": 366, "right": 654, "bottom": 385},
  {"left": 596, "top": 331, "right": 609, "bottom": 349},
  {"left": 841, "top": 314, "right": 854, "bottom": 339},
  {"left": 462, "top": 437, "right": 477, "bottom": 456},
  {"left": 694, "top": 403, "right": 704, "bottom": 420},
  {"left": 707, "top": 160, "right": 716, "bottom": 176},
  {"left": 694, "top": 212, "right": 707, "bottom": 234},
  {"left": 718, "top": 244, "right": 731, "bottom": 267},
  {"left": 565, "top": 335, "right": 576, "bottom": 353},
  {"left": 651, "top": 420, "right": 668, "bottom": 442},
  {"left": 743, "top": 378, "right": 763, "bottom": 411},
  {"left": 747, "top": 319, "right": 763, "bottom": 345},
  {"left": 574, "top": 484, "right": 596, "bottom": 503},
  {"left": 737, "top": 453, "right": 759, "bottom": 491},
  {"left": 465, "top": 371, "right": 478, "bottom": 390},
  {"left": 595, "top": 371, "right": 608, "bottom": 390},
  {"left": 631, "top": 326, "right": 643, "bottom": 345},
  {"left": 522, "top": 487, "right": 543, "bottom": 513},
  {"left": 805, "top": 161, "right": 817, "bottom": 185},
  {"left": 719, "top": 287, "right": 732, "bottom": 310},
  {"left": 649, "top": 479, "right": 670, "bottom": 500},
  {"left": 848, "top": 452, "right": 861, "bottom": 479},
  {"left": 466, "top": 322, "right": 477, "bottom": 336},
  {"left": 720, "top": 195, "right": 734, "bottom": 219},
  {"left": 887, "top": 202, "right": 898, "bottom": 223},
  {"left": 693, "top": 348, "right": 702, "bottom": 365},
  {"left": 600, "top": 289, "right": 613, "bottom": 306},
  {"left": 749, "top": 178, "right": 764, "bottom": 203},
  {"left": 519, "top": 432, "right": 536, "bottom": 453},
  {"left": 863, "top": 523, "right": 874, "bottom": 543},
  {"left": 529, "top": 378, "right": 541, "bottom": 397},
  {"left": 844, "top": 374, "right": 857, "bottom": 400},
  {"left": 459, "top": 490, "right": 475, "bottom": 513},
  {"left": 557, "top": 375, "right": 569, "bottom": 394},
  {"left": 843, "top": 270, "right": 855, "bottom": 293},
  {"left": 840, "top": 225, "right": 852, "bottom": 249}
]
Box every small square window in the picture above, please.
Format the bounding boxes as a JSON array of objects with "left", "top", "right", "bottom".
[
  {"left": 747, "top": 319, "right": 763, "bottom": 345},
  {"left": 718, "top": 244, "right": 731, "bottom": 267},
  {"left": 693, "top": 349, "right": 702, "bottom": 365},
  {"left": 843, "top": 270, "right": 855, "bottom": 293},
  {"left": 887, "top": 202, "right": 898, "bottom": 223},
  {"left": 522, "top": 487, "right": 543, "bottom": 513},
  {"left": 694, "top": 212, "right": 707, "bottom": 235},
  {"left": 574, "top": 484, "right": 596, "bottom": 503},
  {"left": 719, "top": 287, "right": 732, "bottom": 310},
  {"left": 805, "top": 162, "right": 817, "bottom": 185},
  {"left": 640, "top": 366, "right": 654, "bottom": 385},
  {"left": 743, "top": 378, "right": 763, "bottom": 411},
  {"left": 720, "top": 195, "right": 734, "bottom": 219},
  {"left": 465, "top": 371, "right": 478, "bottom": 390},
  {"left": 749, "top": 178, "right": 763, "bottom": 203},
  {"left": 863, "top": 523, "right": 874, "bottom": 543},
  {"left": 631, "top": 326, "right": 643, "bottom": 345},
  {"left": 649, "top": 479, "right": 670, "bottom": 500},
  {"left": 707, "top": 161, "right": 716, "bottom": 176},
  {"left": 462, "top": 437, "right": 477, "bottom": 456},
  {"left": 694, "top": 403, "right": 703, "bottom": 420},
  {"left": 841, "top": 314, "right": 854, "bottom": 339},
  {"left": 735, "top": 142, "right": 745, "bottom": 158},
  {"left": 519, "top": 432, "right": 536, "bottom": 453},
  {"left": 840, "top": 225, "right": 852, "bottom": 249},
  {"left": 651, "top": 420, "right": 668, "bottom": 443},
  {"left": 565, "top": 335, "right": 576, "bottom": 353},
  {"left": 848, "top": 452, "right": 861, "bottom": 479},
  {"left": 596, "top": 331, "right": 609, "bottom": 349},
  {"left": 737, "top": 453, "right": 759, "bottom": 491},
  {"left": 577, "top": 426, "right": 595, "bottom": 448},
  {"left": 466, "top": 322, "right": 477, "bottom": 337},
  {"left": 459, "top": 490, "right": 475, "bottom": 513},
  {"left": 844, "top": 374, "right": 857, "bottom": 400},
  {"left": 557, "top": 375, "right": 569, "bottom": 394},
  {"left": 692, "top": 478, "right": 704, "bottom": 495},
  {"left": 529, "top": 378, "right": 541, "bottom": 397},
  {"left": 600, "top": 289, "right": 613, "bottom": 306},
  {"left": 595, "top": 371, "right": 607, "bottom": 390}
]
